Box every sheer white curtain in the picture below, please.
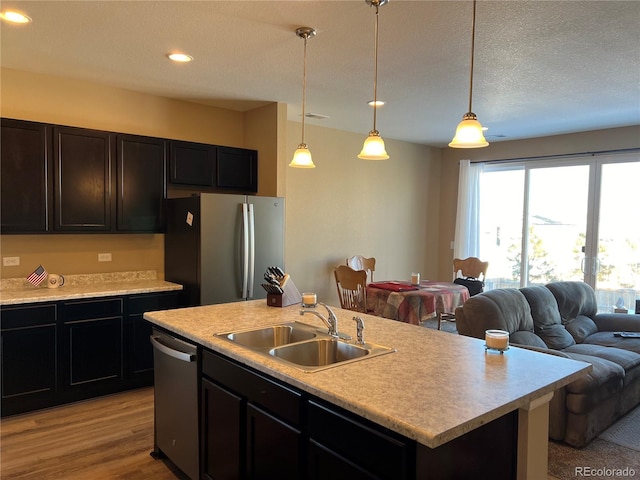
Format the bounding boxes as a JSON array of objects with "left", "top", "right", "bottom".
[{"left": 453, "top": 160, "right": 484, "bottom": 260}]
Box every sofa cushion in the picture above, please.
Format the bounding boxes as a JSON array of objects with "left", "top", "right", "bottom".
[
  {"left": 564, "top": 315, "right": 598, "bottom": 343},
  {"left": 455, "top": 288, "right": 535, "bottom": 339},
  {"left": 510, "top": 330, "right": 548, "bottom": 348},
  {"left": 579, "top": 333, "right": 640, "bottom": 356},
  {"left": 546, "top": 281, "right": 598, "bottom": 324},
  {"left": 564, "top": 344, "right": 640, "bottom": 379},
  {"left": 536, "top": 324, "right": 576, "bottom": 350},
  {"left": 559, "top": 352, "right": 624, "bottom": 414},
  {"left": 520, "top": 285, "right": 562, "bottom": 328}
]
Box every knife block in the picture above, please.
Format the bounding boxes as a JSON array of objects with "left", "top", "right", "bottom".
[{"left": 267, "top": 276, "right": 302, "bottom": 307}]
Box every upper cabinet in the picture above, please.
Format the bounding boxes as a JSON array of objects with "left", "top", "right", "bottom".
[
  {"left": 1, "top": 119, "right": 52, "bottom": 233},
  {"left": 169, "top": 140, "right": 216, "bottom": 187},
  {"left": 1, "top": 118, "right": 259, "bottom": 234},
  {"left": 53, "top": 126, "right": 113, "bottom": 232},
  {"left": 216, "top": 146, "right": 258, "bottom": 193},
  {"left": 169, "top": 141, "right": 258, "bottom": 194},
  {"left": 116, "top": 134, "right": 166, "bottom": 232}
]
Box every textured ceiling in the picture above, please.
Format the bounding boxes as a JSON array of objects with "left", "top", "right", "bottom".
[{"left": 1, "top": 0, "right": 639, "bottom": 147}]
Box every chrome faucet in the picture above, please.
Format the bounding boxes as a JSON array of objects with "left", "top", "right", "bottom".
[
  {"left": 300, "top": 302, "right": 338, "bottom": 336},
  {"left": 352, "top": 316, "right": 365, "bottom": 345}
]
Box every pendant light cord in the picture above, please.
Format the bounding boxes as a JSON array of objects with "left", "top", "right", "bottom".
[
  {"left": 468, "top": 0, "right": 477, "bottom": 114},
  {"left": 372, "top": 3, "right": 380, "bottom": 132},
  {"left": 301, "top": 34, "right": 308, "bottom": 145}
]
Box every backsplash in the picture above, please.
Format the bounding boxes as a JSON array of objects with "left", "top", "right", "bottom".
[{"left": 1, "top": 270, "right": 158, "bottom": 291}]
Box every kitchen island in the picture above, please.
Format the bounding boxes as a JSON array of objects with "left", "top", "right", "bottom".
[{"left": 145, "top": 300, "right": 590, "bottom": 479}]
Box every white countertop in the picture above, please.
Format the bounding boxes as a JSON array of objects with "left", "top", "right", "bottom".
[
  {"left": 0, "top": 271, "right": 182, "bottom": 305},
  {"left": 144, "top": 299, "right": 590, "bottom": 449}
]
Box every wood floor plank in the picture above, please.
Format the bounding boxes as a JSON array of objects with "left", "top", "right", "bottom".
[{"left": 1, "top": 387, "right": 187, "bottom": 480}]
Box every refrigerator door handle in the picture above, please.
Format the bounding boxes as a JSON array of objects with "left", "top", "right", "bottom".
[
  {"left": 242, "top": 203, "right": 250, "bottom": 299},
  {"left": 248, "top": 203, "right": 256, "bottom": 298}
]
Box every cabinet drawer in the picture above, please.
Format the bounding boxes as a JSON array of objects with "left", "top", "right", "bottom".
[
  {"left": 308, "top": 400, "right": 410, "bottom": 480},
  {"left": 1, "top": 304, "right": 57, "bottom": 330},
  {"left": 202, "top": 349, "right": 302, "bottom": 426},
  {"left": 128, "top": 292, "right": 179, "bottom": 314},
  {"left": 61, "top": 298, "right": 123, "bottom": 321}
]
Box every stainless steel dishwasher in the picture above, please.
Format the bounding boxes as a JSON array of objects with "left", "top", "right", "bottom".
[{"left": 150, "top": 328, "right": 199, "bottom": 480}]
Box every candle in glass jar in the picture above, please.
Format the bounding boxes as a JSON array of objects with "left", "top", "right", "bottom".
[
  {"left": 411, "top": 273, "right": 420, "bottom": 285},
  {"left": 302, "top": 292, "right": 317, "bottom": 307},
  {"left": 485, "top": 330, "right": 509, "bottom": 350}
]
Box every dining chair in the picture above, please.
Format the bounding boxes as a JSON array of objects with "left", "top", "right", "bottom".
[
  {"left": 346, "top": 255, "right": 376, "bottom": 283},
  {"left": 453, "top": 257, "right": 489, "bottom": 282},
  {"left": 334, "top": 265, "right": 368, "bottom": 313},
  {"left": 438, "top": 257, "right": 489, "bottom": 330}
]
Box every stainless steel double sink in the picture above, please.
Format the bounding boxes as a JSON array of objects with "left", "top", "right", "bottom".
[{"left": 216, "top": 321, "right": 395, "bottom": 372}]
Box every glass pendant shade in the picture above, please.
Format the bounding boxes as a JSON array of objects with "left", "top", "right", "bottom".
[
  {"left": 449, "top": 113, "right": 488, "bottom": 148},
  {"left": 289, "top": 144, "right": 315, "bottom": 168},
  {"left": 358, "top": 131, "right": 389, "bottom": 160}
]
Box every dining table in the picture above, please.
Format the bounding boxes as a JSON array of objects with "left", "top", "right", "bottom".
[{"left": 366, "top": 280, "right": 470, "bottom": 326}]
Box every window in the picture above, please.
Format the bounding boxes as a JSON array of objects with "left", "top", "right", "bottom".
[{"left": 478, "top": 152, "right": 639, "bottom": 313}]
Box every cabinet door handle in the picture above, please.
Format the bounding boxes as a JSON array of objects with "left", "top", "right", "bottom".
[{"left": 150, "top": 335, "right": 195, "bottom": 362}]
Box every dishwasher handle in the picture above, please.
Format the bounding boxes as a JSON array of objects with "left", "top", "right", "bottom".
[{"left": 150, "top": 335, "right": 196, "bottom": 362}]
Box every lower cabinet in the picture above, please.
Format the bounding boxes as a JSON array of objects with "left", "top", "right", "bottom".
[
  {"left": 0, "top": 291, "right": 180, "bottom": 416},
  {"left": 199, "top": 348, "right": 519, "bottom": 480},
  {"left": 61, "top": 298, "right": 124, "bottom": 392},
  {"left": 200, "top": 349, "right": 408, "bottom": 480},
  {"left": 0, "top": 303, "right": 57, "bottom": 414},
  {"left": 201, "top": 350, "right": 304, "bottom": 480}
]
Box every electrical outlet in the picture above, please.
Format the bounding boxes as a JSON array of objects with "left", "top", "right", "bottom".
[
  {"left": 2, "top": 256, "right": 20, "bottom": 266},
  {"left": 98, "top": 253, "right": 112, "bottom": 262}
]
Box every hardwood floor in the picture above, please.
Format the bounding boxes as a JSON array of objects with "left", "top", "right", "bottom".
[{"left": 0, "top": 387, "right": 186, "bottom": 480}]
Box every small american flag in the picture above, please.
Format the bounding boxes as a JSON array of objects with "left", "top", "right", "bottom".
[{"left": 27, "top": 264, "right": 48, "bottom": 287}]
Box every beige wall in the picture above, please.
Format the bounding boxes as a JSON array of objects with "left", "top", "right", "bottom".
[
  {"left": 284, "top": 121, "right": 440, "bottom": 305},
  {"left": 436, "top": 126, "right": 640, "bottom": 281}
]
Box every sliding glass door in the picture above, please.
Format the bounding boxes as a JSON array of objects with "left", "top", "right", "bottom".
[{"left": 478, "top": 153, "right": 639, "bottom": 313}]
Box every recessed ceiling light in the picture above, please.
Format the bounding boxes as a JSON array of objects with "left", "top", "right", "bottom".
[
  {"left": 167, "top": 53, "right": 193, "bottom": 63},
  {"left": 0, "top": 10, "right": 32, "bottom": 24},
  {"left": 368, "top": 100, "right": 385, "bottom": 107}
]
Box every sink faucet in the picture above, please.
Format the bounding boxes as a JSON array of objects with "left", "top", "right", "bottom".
[
  {"left": 352, "top": 316, "right": 365, "bottom": 345},
  {"left": 300, "top": 302, "right": 338, "bottom": 336}
]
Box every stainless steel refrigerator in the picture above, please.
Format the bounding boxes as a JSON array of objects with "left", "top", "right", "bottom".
[{"left": 165, "top": 194, "right": 284, "bottom": 306}]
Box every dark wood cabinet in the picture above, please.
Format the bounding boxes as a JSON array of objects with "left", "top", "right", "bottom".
[
  {"left": 246, "top": 402, "right": 302, "bottom": 480},
  {"left": 2, "top": 117, "right": 259, "bottom": 233},
  {"left": 197, "top": 347, "right": 518, "bottom": 480},
  {"left": 127, "top": 292, "right": 179, "bottom": 383},
  {"left": 169, "top": 141, "right": 258, "bottom": 193},
  {"left": 169, "top": 140, "right": 216, "bottom": 186},
  {"left": 0, "top": 119, "right": 52, "bottom": 233},
  {"left": 307, "top": 400, "right": 413, "bottom": 480},
  {"left": 201, "top": 349, "right": 304, "bottom": 479},
  {"left": 60, "top": 298, "right": 124, "bottom": 390},
  {"left": 116, "top": 134, "right": 167, "bottom": 232},
  {"left": 201, "top": 378, "right": 243, "bottom": 480},
  {"left": 0, "top": 291, "right": 181, "bottom": 417},
  {"left": 216, "top": 146, "right": 258, "bottom": 193},
  {"left": 0, "top": 304, "right": 57, "bottom": 415},
  {"left": 53, "top": 126, "right": 113, "bottom": 231}
]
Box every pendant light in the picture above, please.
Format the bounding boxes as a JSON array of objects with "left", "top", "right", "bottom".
[
  {"left": 358, "top": 0, "right": 389, "bottom": 160},
  {"left": 449, "top": 0, "right": 489, "bottom": 148},
  {"left": 289, "top": 27, "right": 317, "bottom": 168}
]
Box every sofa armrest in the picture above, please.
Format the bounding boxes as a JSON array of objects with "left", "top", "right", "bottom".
[{"left": 593, "top": 313, "right": 640, "bottom": 332}]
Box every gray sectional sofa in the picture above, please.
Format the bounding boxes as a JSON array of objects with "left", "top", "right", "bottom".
[{"left": 455, "top": 281, "right": 640, "bottom": 448}]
